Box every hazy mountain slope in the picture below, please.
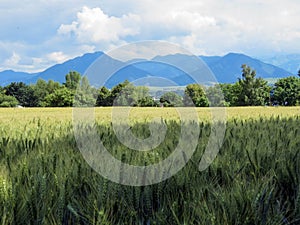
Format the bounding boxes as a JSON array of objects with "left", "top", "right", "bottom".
[
  {"left": 260, "top": 54, "right": 300, "bottom": 74},
  {"left": 201, "top": 53, "right": 292, "bottom": 83},
  {"left": 0, "top": 70, "right": 37, "bottom": 86},
  {"left": 0, "top": 52, "right": 294, "bottom": 87}
]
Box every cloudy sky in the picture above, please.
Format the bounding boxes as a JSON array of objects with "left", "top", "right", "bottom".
[{"left": 0, "top": 0, "right": 299, "bottom": 72}]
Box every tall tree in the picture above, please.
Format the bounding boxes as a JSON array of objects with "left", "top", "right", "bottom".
[
  {"left": 74, "top": 76, "right": 96, "bottom": 107},
  {"left": 64, "top": 71, "right": 81, "bottom": 90},
  {"left": 183, "top": 84, "right": 208, "bottom": 107},
  {"left": 96, "top": 87, "right": 112, "bottom": 106},
  {"left": 272, "top": 76, "right": 300, "bottom": 106},
  {"left": 80, "top": 76, "right": 91, "bottom": 91},
  {"left": 46, "top": 80, "right": 61, "bottom": 93},
  {"left": 237, "top": 65, "right": 271, "bottom": 106},
  {"left": 33, "top": 79, "right": 49, "bottom": 106}
]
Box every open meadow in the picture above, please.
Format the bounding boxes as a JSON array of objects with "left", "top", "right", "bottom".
[
  {"left": 0, "top": 107, "right": 299, "bottom": 224},
  {"left": 0, "top": 106, "right": 299, "bottom": 123}
]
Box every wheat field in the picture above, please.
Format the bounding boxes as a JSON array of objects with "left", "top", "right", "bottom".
[{"left": 0, "top": 107, "right": 299, "bottom": 224}]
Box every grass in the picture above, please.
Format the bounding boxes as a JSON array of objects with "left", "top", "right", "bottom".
[
  {"left": 0, "top": 107, "right": 299, "bottom": 224},
  {"left": 0, "top": 106, "right": 299, "bottom": 123}
]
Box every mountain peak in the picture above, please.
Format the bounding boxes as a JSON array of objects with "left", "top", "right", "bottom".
[
  {"left": 224, "top": 52, "right": 249, "bottom": 58},
  {"left": 0, "top": 51, "right": 293, "bottom": 86}
]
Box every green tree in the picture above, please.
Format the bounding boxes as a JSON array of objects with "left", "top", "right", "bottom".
[
  {"left": 46, "top": 80, "right": 61, "bottom": 93},
  {"left": 32, "top": 79, "right": 62, "bottom": 106},
  {"left": 131, "top": 86, "right": 154, "bottom": 106},
  {"left": 206, "top": 84, "right": 228, "bottom": 106},
  {"left": 4, "top": 82, "right": 38, "bottom": 107},
  {"left": 74, "top": 76, "right": 96, "bottom": 107},
  {"left": 183, "top": 84, "right": 208, "bottom": 107},
  {"left": 136, "top": 96, "right": 157, "bottom": 107},
  {"left": 0, "top": 92, "right": 18, "bottom": 107},
  {"left": 80, "top": 76, "right": 91, "bottom": 91},
  {"left": 96, "top": 87, "right": 112, "bottom": 106},
  {"left": 111, "top": 80, "right": 135, "bottom": 106},
  {"left": 97, "top": 84, "right": 155, "bottom": 107},
  {"left": 237, "top": 65, "right": 271, "bottom": 106},
  {"left": 160, "top": 92, "right": 183, "bottom": 107},
  {"left": 272, "top": 76, "right": 300, "bottom": 106},
  {"left": 44, "top": 87, "right": 74, "bottom": 107},
  {"left": 64, "top": 71, "right": 81, "bottom": 90},
  {"left": 132, "top": 86, "right": 150, "bottom": 101},
  {"left": 33, "top": 79, "right": 49, "bottom": 106},
  {"left": 219, "top": 83, "right": 241, "bottom": 106}
]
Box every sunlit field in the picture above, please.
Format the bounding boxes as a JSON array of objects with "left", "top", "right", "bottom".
[
  {"left": 0, "top": 107, "right": 299, "bottom": 224},
  {"left": 0, "top": 106, "right": 299, "bottom": 123}
]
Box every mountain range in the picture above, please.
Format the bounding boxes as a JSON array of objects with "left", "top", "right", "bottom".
[
  {"left": 200, "top": 53, "right": 293, "bottom": 83},
  {"left": 0, "top": 52, "right": 295, "bottom": 88},
  {"left": 260, "top": 54, "right": 300, "bottom": 74}
]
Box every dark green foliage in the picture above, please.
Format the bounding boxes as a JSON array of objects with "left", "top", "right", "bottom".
[
  {"left": 135, "top": 96, "right": 157, "bottom": 107},
  {"left": 159, "top": 92, "right": 183, "bottom": 107},
  {"left": 184, "top": 84, "right": 209, "bottom": 107},
  {"left": 33, "top": 79, "right": 49, "bottom": 106},
  {"left": 206, "top": 84, "right": 228, "bottom": 106},
  {"left": 74, "top": 76, "right": 97, "bottom": 107},
  {"left": 33, "top": 79, "right": 62, "bottom": 106},
  {"left": 0, "top": 117, "right": 299, "bottom": 224},
  {"left": 44, "top": 87, "right": 74, "bottom": 107},
  {"left": 4, "top": 82, "right": 38, "bottom": 107},
  {"left": 0, "top": 93, "right": 18, "bottom": 107},
  {"left": 46, "top": 80, "right": 61, "bottom": 93},
  {"left": 100, "top": 81, "right": 156, "bottom": 107},
  {"left": 64, "top": 71, "right": 81, "bottom": 90},
  {"left": 96, "top": 86, "right": 112, "bottom": 106},
  {"left": 272, "top": 76, "right": 300, "bottom": 106},
  {"left": 220, "top": 83, "right": 241, "bottom": 106},
  {"left": 236, "top": 65, "right": 271, "bottom": 106},
  {"left": 2, "top": 65, "right": 300, "bottom": 107},
  {"left": 110, "top": 80, "right": 133, "bottom": 106}
]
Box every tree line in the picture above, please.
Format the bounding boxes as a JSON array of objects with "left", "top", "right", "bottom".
[{"left": 0, "top": 65, "right": 299, "bottom": 107}]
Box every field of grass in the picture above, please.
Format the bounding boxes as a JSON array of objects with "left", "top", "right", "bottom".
[
  {"left": 0, "top": 107, "right": 299, "bottom": 224},
  {"left": 0, "top": 106, "right": 299, "bottom": 123}
]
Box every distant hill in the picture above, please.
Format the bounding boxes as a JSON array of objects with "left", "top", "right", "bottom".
[
  {"left": 0, "top": 52, "right": 294, "bottom": 88},
  {"left": 200, "top": 53, "right": 293, "bottom": 83},
  {"left": 126, "top": 53, "right": 292, "bottom": 85},
  {"left": 30, "top": 51, "right": 104, "bottom": 83},
  {"left": 260, "top": 54, "right": 300, "bottom": 74},
  {"left": 200, "top": 56, "right": 222, "bottom": 65},
  {"left": 0, "top": 70, "right": 37, "bottom": 86}
]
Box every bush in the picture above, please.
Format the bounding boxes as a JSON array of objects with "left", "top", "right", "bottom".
[{"left": 0, "top": 94, "right": 19, "bottom": 107}]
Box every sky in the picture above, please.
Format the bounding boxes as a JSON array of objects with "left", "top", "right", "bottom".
[{"left": 0, "top": 0, "right": 299, "bottom": 72}]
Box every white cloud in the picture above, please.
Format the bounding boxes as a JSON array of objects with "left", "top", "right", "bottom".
[
  {"left": 168, "top": 11, "right": 216, "bottom": 31},
  {"left": 1, "top": 0, "right": 300, "bottom": 72},
  {"left": 0, "top": 52, "right": 39, "bottom": 72},
  {"left": 58, "top": 6, "right": 140, "bottom": 44},
  {"left": 78, "top": 44, "right": 96, "bottom": 53},
  {"left": 46, "top": 51, "right": 70, "bottom": 64},
  {"left": 4, "top": 52, "right": 21, "bottom": 67}
]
